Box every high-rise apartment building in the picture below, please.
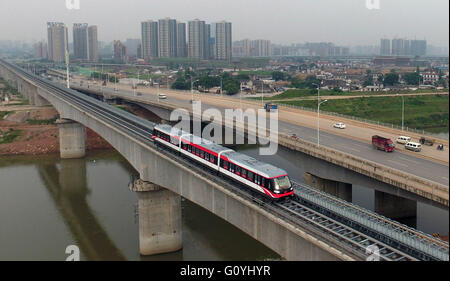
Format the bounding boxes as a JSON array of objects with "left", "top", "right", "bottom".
[
  {"left": 380, "top": 39, "right": 391, "bottom": 56},
  {"left": 141, "top": 20, "right": 159, "bottom": 59},
  {"left": 410, "top": 40, "right": 427, "bottom": 56},
  {"left": 114, "top": 40, "right": 127, "bottom": 64},
  {"left": 392, "top": 38, "right": 406, "bottom": 56},
  {"left": 158, "top": 18, "right": 177, "bottom": 58},
  {"left": 34, "top": 41, "right": 48, "bottom": 59},
  {"left": 215, "top": 21, "right": 232, "bottom": 61},
  {"left": 209, "top": 23, "right": 217, "bottom": 59},
  {"left": 47, "top": 22, "right": 68, "bottom": 63},
  {"left": 88, "top": 26, "right": 99, "bottom": 62},
  {"left": 73, "top": 23, "right": 89, "bottom": 60},
  {"left": 188, "top": 19, "right": 209, "bottom": 59},
  {"left": 176, "top": 22, "right": 187, "bottom": 57},
  {"left": 251, "top": 40, "right": 272, "bottom": 57}
]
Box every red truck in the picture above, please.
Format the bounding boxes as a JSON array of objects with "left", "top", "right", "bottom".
[{"left": 372, "top": 135, "right": 395, "bottom": 152}]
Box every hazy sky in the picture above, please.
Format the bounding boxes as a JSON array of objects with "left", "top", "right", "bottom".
[{"left": 0, "top": 0, "right": 448, "bottom": 46}]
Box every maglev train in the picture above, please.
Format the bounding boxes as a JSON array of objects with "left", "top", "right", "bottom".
[{"left": 152, "top": 124, "right": 294, "bottom": 199}]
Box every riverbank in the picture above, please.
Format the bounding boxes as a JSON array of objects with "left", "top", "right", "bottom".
[{"left": 0, "top": 106, "right": 112, "bottom": 156}]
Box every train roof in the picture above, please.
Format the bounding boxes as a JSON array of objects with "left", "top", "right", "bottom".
[
  {"left": 155, "top": 124, "right": 230, "bottom": 154},
  {"left": 155, "top": 124, "right": 288, "bottom": 178},
  {"left": 182, "top": 134, "right": 230, "bottom": 154},
  {"left": 221, "top": 151, "right": 288, "bottom": 178},
  {"left": 155, "top": 124, "right": 182, "bottom": 135}
]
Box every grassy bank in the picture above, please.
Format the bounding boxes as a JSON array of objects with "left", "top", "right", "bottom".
[
  {"left": 280, "top": 94, "right": 449, "bottom": 133},
  {"left": 262, "top": 88, "right": 449, "bottom": 101},
  {"left": 0, "top": 111, "right": 13, "bottom": 119},
  {"left": 0, "top": 129, "right": 22, "bottom": 144}
]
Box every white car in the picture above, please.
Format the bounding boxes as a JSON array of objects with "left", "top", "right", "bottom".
[
  {"left": 158, "top": 93, "right": 167, "bottom": 99},
  {"left": 333, "top": 122, "right": 346, "bottom": 129},
  {"left": 396, "top": 136, "right": 411, "bottom": 144}
]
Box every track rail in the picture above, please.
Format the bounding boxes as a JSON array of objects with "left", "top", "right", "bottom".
[{"left": 1, "top": 60, "right": 448, "bottom": 261}]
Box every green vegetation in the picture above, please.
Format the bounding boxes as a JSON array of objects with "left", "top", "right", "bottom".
[
  {"left": 257, "top": 88, "right": 448, "bottom": 101},
  {"left": 263, "top": 88, "right": 348, "bottom": 100},
  {"left": 383, "top": 72, "right": 400, "bottom": 86},
  {"left": 0, "top": 111, "right": 13, "bottom": 119},
  {"left": 403, "top": 72, "right": 421, "bottom": 85},
  {"left": 26, "top": 118, "right": 57, "bottom": 125},
  {"left": 280, "top": 95, "right": 449, "bottom": 133},
  {"left": 0, "top": 129, "right": 22, "bottom": 144},
  {"left": 171, "top": 71, "right": 245, "bottom": 95},
  {"left": 115, "top": 105, "right": 132, "bottom": 113}
]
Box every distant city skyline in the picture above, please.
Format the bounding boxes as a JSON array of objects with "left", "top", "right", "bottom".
[{"left": 0, "top": 0, "right": 448, "bottom": 48}]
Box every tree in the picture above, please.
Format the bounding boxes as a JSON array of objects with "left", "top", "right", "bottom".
[
  {"left": 171, "top": 77, "right": 190, "bottom": 90},
  {"left": 272, "top": 71, "right": 286, "bottom": 81},
  {"left": 197, "top": 76, "right": 220, "bottom": 90},
  {"left": 403, "top": 72, "right": 420, "bottom": 85},
  {"left": 383, "top": 73, "right": 399, "bottom": 86},
  {"left": 224, "top": 82, "right": 239, "bottom": 95}
]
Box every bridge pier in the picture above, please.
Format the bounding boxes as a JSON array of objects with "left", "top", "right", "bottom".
[
  {"left": 130, "top": 179, "right": 182, "bottom": 256},
  {"left": 57, "top": 119, "right": 86, "bottom": 159},
  {"left": 374, "top": 191, "right": 417, "bottom": 220},
  {"left": 304, "top": 173, "right": 352, "bottom": 202}
]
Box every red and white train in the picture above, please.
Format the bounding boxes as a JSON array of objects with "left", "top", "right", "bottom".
[{"left": 153, "top": 124, "right": 294, "bottom": 199}]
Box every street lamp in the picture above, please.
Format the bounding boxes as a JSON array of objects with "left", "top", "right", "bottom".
[
  {"left": 191, "top": 77, "right": 200, "bottom": 102},
  {"left": 398, "top": 94, "right": 405, "bottom": 131},
  {"left": 317, "top": 99, "right": 328, "bottom": 147}
]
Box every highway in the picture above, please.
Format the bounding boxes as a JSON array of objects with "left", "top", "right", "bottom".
[{"left": 71, "top": 80, "right": 449, "bottom": 187}]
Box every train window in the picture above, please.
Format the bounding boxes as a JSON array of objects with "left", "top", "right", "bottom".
[
  {"left": 205, "top": 153, "right": 209, "bottom": 161},
  {"left": 200, "top": 150, "right": 204, "bottom": 159},
  {"left": 248, "top": 171, "right": 254, "bottom": 182},
  {"left": 242, "top": 169, "right": 247, "bottom": 179},
  {"left": 223, "top": 161, "right": 229, "bottom": 170},
  {"left": 235, "top": 166, "right": 241, "bottom": 175}
]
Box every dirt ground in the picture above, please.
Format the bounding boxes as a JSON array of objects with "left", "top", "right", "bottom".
[{"left": 0, "top": 107, "right": 112, "bottom": 156}]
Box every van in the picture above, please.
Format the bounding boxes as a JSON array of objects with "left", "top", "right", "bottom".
[
  {"left": 405, "top": 142, "right": 422, "bottom": 152},
  {"left": 396, "top": 136, "right": 411, "bottom": 144}
]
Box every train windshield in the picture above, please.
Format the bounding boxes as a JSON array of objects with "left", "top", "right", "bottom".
[{"left": 273, "top": 176, "right": 292, "bottom": 190}]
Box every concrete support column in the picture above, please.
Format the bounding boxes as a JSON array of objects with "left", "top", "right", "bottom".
[
  {"left": 57, "top": 119, "right": 86, "bottom": 159},
  {"left": 304, "top": 172, "right": 352, "bottom": 202},
  {"left": 374, "top": 191, "right": 417, "bottom": 220},
  {"left": 130, "top": 179, "right": 182, "bottom": 256}
]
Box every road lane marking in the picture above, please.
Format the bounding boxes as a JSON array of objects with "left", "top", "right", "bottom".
[
  {"left": 331, "top": 143, "right": 361, "bottom": 153},
  {"left": 398, "top": 156, "right": 420, "bottom": 165},
  {"left": 387, "top": 160, "right": 409, "bottom": 168},
  {"left": 352, "top": 143, "right": 368, "bottom": 149}
]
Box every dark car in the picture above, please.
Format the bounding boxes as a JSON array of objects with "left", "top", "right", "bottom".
[{"left": 419, "top": 137, "right": 435, "bottom": 146}]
